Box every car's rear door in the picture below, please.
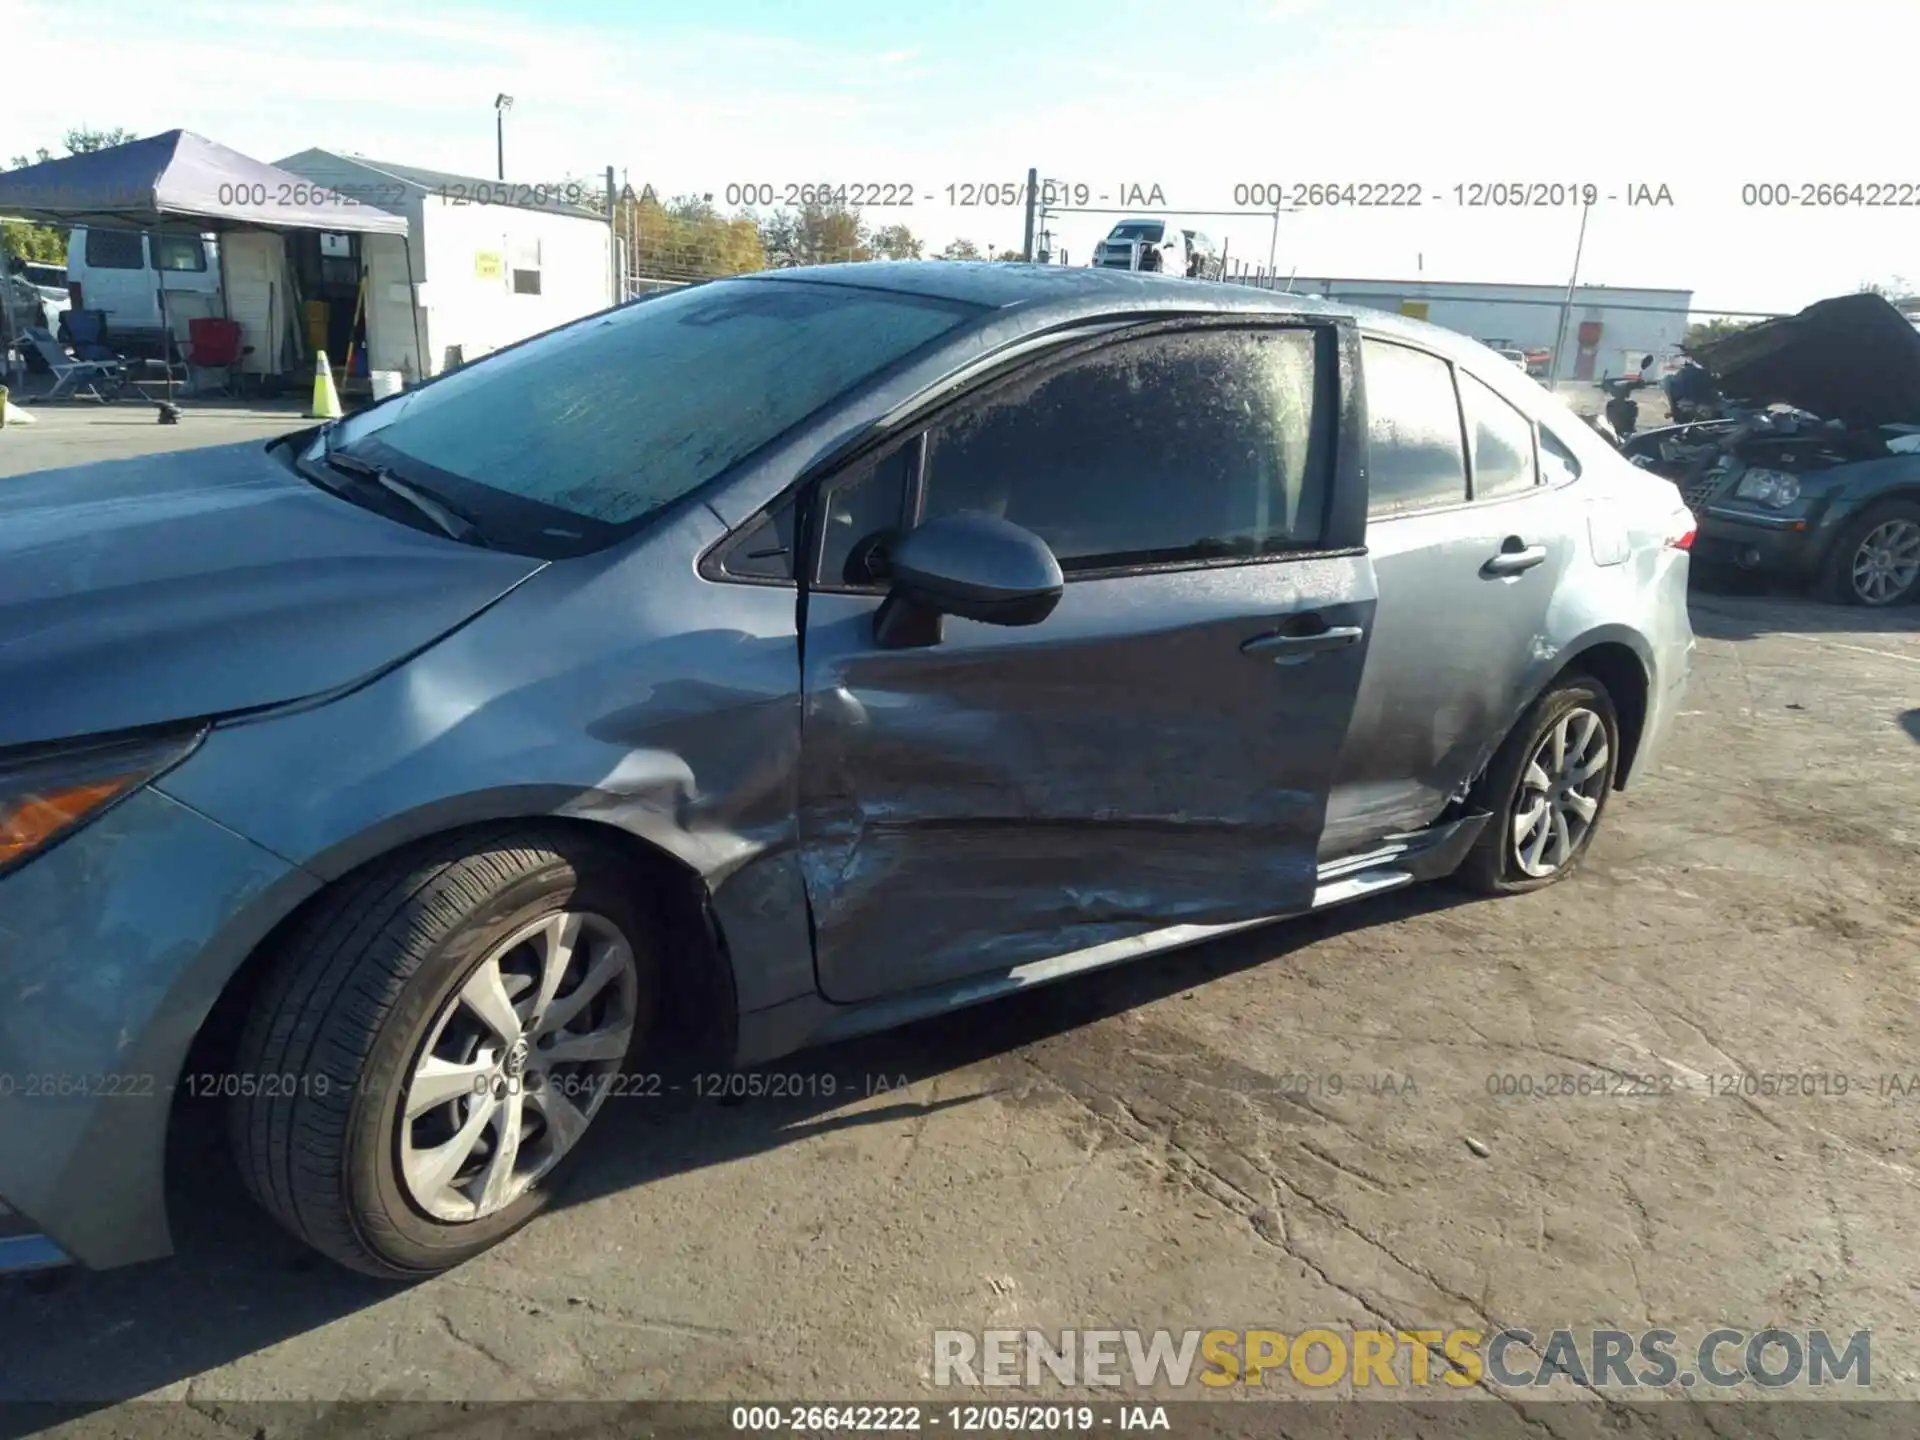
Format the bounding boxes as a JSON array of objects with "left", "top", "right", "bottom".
[
  {"left": 796, "top": 318, "right": 1376, "bottom": 1003},
  {"left": 1321, "top": 338, "right": 1580, "bottom": 857}
]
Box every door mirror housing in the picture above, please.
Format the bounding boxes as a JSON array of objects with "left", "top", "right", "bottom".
[{"left": 874, "top": 512, "right": 1064, "bottom": 649}]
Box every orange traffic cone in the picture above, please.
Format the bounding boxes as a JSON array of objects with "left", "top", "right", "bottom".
[{"left": 307, "top": 350, "right": 343, "bottom": 420}]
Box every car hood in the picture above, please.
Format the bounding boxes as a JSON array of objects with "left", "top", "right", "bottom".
[
  {"left": 0, "top": 440, "right": 545, "bottom": 749},
  {"left": 1693, "top": 292, "right": 1920, "bottom": 427}
]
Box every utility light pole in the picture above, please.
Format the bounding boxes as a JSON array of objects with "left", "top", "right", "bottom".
[
  {"left": 1547, "top": 200, "right": 1592, "bottom": 391},
  {"left": 494, "top": 94, "right": 514, "bottom": 180}
]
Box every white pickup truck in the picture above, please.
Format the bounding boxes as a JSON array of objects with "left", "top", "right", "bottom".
[{"left": 1090, "top": 218, "right": 1218, "bottom": 278}]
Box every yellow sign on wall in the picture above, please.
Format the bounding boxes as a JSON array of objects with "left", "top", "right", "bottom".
[
  {"left": 474, "top": 251, "right": 504, "bottom": 281},
  {"left": 1399, "top": 301, "right": 1430, "bottom": 320}
]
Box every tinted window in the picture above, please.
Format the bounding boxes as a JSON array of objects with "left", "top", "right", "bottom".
[
  {"left": 920, "top": 328, "right": 1328, "bottom": 572},
  {"left": 1360, "top": 339, "right": 1467, "bottom": 516},
  {"left": 84, "top": 230, "right": 144, "bottom": 269},
  {"left": 1109, "top": 221, "right": 1165, "bottom": 242},
  {"left": 329, "top": 279, "right": 973, "bottom": 529},
  {"left": 1459, "top": 370, "right": 1538, "bottom": 499},
  {"left": 151, "top": 235, "right": 207, "bottom": 272},
  {"left": 819, "top": 445, "right": 912, "bottom": 587},
  {"left": 1538, "top": 425, "right": 1582, "bottom": 485}
]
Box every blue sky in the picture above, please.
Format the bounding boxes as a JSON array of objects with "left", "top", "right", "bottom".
[{"left": 6, "top": 0, "right": 1910, "bottom": 314}]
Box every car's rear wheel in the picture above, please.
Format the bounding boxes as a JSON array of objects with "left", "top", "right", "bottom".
[
  {"left": 1817, "top": 499, "right": 1920, "bottom": 607},
  {"left": 229, "top": 829, "right": 657, "bottom": 1278},
  {"left": 1453, "top": 677, "right": 1620, "bottom": 895}
]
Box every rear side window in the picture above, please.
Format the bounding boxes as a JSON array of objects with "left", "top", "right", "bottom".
[
  {"left": 919, "top": 327, "right": 1331, "bottom": 573},
  {"left": 1361, "top": 338, "right": 1467, "bottom": 517},
  {"left": 1459, "top": 370, "right": 1538, "bottom": 499},
  {"left": 83, "top": 230, "right": 144, "bottom": 269},
  {"left": 151, "top": 235, "right": 207, "bottom": 272},
  {"left": 1538, "top": 425, "right": 1582, "bottom": 485}
]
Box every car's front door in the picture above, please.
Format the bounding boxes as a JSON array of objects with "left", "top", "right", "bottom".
[
  {"left": 1321, "top": 338, "right": 1579, "bottom": 857},
  {"left": 796, "top": 320, "right": 1376, "bottom": 1003}
]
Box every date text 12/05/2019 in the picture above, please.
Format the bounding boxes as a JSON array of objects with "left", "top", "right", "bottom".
[
  {"left": 713, "top": 182, "right": 1164, "bottom": 210},
  {"left": 730, "top": 1404, "right": 1170, "bottom": 1432},
  {"left": 1230, "top": 182, "right": 1676, "bottom": 208}
]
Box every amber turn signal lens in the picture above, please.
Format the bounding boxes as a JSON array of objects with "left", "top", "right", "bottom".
[{"left": 0, "top": 774, "right": 142, "bottom": 866}]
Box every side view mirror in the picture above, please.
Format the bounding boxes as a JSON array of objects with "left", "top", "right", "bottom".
[{"left": 874, "top": 512, "right": 1064, "bottom": 650}]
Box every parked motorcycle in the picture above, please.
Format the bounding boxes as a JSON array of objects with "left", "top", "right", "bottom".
[{"left": 1597, "top": 356, "right": 1656, "bottom": 440}]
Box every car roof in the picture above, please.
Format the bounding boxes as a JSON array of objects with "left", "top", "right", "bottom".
[
  {"left": 736, "top": 261, "right": 1483, "bottom": 346},
  {"left": 720, "top": 263, "right": 1515, "bottom": 383}
]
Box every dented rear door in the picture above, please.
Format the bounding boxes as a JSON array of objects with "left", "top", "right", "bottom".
[{"left": 797, "top": 319, "right": 1376, "bottom": 1003}]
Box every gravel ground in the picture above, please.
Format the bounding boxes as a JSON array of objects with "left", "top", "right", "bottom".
[{"left": 3, "top": 409, "right": 1918, "bottom": 1435}]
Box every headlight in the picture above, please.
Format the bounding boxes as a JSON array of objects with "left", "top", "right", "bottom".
[
  {"left": 1732, "top": 468, "right": 1802, "bottom": 508},
  {"left": 0, "top": 728, "right": 204, "bottom": 874}
]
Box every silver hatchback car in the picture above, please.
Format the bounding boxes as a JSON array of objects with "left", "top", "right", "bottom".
[{"left": 0, "top": 264, "right": 1694, "bottom": 1279}]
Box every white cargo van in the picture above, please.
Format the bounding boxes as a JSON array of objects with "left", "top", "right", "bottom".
[{"left": 65, "top": 226, "right": 222, "bottom": 354}]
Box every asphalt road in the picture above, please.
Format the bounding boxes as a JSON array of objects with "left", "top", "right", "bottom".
[{"left": 4, "top": 405, "right": 1918, "bottom": 1435}]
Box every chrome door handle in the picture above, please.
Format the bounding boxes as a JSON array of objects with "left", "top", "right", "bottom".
[{"left": 1241, "top": 625, "right": 1365, "bottom": 665}]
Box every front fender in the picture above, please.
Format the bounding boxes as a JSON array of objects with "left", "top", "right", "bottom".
[{"left": 0, "top": 787, "right": 321, "bottom": 1268}]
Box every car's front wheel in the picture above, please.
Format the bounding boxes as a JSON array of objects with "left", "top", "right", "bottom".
[
  {"left": 1453, "top": 676, "right": 1620, "bottom": 895},
  {"left": 1817, "top": 499, "right": 1920, "bottom": 607},
  {"left": 230, "top": 829, "right": 658, "bottom": 1278}
]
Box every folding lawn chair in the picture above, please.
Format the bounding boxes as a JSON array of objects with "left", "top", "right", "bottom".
[
  {"left": 186, "top": 316, "right": 250, "bottom": 398},
  {"left": 63, "top": 309, "right": 121, "bottom": 363},
  {"left": 20, "top": 327, "right": 124, "bottom": 402}
]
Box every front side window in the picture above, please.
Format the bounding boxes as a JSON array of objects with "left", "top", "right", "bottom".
[
  {"left": 818, "top": 444, "right": 913, "bottom": 588},
  {"left": 150, "top": 234, "right": 208, "bottom": 272},
  {"left": 326, "top": 278, "right": 976, "bottom": 539},
  {"left": 1459, "top": 370, "right": 1538, "bottom": 499},
  {"left": 83, "top": 229, "right": 144, "bottom": 269},
  {"left": 1360, "top": 338, "right": 1468, "bottom": 517},
  {"left": 918, "top": 327, "right": 1330, "bottom": 573}
]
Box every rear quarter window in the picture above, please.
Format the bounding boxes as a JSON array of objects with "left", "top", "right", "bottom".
[{"left": 83, "top": 230, "right": 145, "bottom": 269}]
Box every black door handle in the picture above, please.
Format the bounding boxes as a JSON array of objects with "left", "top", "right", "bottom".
[
  {"left": 1241, "top": 624, "right": 1365, "bottom": 664},
  {"left": 1482, "top": 537, "right": 1547, "bottom": 577}
]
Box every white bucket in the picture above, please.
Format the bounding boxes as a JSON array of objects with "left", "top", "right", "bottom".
[{"left": 370, "top": 369, "right": 404, "bottom": 400}]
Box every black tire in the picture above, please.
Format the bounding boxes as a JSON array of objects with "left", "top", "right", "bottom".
[
  {"left": 1452, "top": 676, "right": 1620, "bottom": 896},
  {"left": 229, "top": 828, "right": 658, "bottom": 1279},
  {"left": 1815, "top": 499, "right": 1920, "bottom": 607}
]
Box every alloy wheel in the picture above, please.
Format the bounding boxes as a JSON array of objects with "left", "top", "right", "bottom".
[
  {"left": 1510, "top": 707, "right": 1611, "bottom": 879},
  {"left": 1850, "top": 517, "right": 1920, "bottom": 606},
  {"left": 399, "top": 910, "right": 638, "bottom": 1222}
]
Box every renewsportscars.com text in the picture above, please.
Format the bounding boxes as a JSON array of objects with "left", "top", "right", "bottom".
[{"left": 932, "top": 1327, "right": 1871, "bottom": 1390}]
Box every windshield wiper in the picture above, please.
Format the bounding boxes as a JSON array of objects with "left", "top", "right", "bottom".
[{"left": 316, "top": 430, "right": 490, "bottom": 547}]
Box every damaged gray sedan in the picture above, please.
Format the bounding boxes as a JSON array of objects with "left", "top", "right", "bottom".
[{"left": 0, "top": 263, "right": 1694, "bottom": 1279}]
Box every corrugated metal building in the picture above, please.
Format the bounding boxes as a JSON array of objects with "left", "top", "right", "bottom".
[
  {"left": 1230, "top": 275, "right": 1694, "bottom": 381},
  {"left": 274, "top": 149, "right": 613, "bottom": 382}
]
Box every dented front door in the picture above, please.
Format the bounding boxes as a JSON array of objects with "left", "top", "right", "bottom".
[{"left": 796, "top": 321, "right": 1374, "bottom": 1004}]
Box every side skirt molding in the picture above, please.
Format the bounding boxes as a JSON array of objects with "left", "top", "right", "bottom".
[{"left": 732, "top": 812, "right": 1491, "bottom": 1067}]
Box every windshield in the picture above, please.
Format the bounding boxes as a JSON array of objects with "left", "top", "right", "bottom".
[
  {"left": 1107, "top": 221, "right": 1165, "bottom": 242},
  {"left": 325, "top": 278, "right": 974, "bottom": 536}
]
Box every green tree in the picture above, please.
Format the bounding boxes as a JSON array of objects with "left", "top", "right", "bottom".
[
  {"left": 61, "top": 126, "right": 136, "bottom": 155},
  {"left": 756, "top": 200, "right": 873, "bottom": 267},
  {"left": 3, "top": 127, "right": 139, "bottom": 266},
  {"left": 937, "top": 237, "right": 982, "bottom": 260},
  {"left": 868, "top": 223, "right": 922, "bottom": 261}
]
